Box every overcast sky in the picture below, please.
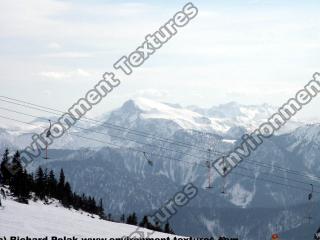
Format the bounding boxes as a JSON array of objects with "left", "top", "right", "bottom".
[{"left": 1, "top": 0, "right": 320, "bottom": 123}]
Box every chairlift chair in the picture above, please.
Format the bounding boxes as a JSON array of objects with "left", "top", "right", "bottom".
[
  {"left": 143, "top": 152, "right": 154, "bottom": 166},
  {"left": 305, "top": 184, "right": 314, "bottom": 223},
  {"left": 43, "top": 120, "right": 52, "bottom": 159}
]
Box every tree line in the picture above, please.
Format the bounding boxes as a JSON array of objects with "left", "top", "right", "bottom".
[
  {"left": 0, "top": 149, "right": 104, "bottom": 216},
  {"left": 122, "top": 213, "right": 174, "bottom": 234},
  {"left": 0, "top": 149, "right": 174, "bottom": 234}
]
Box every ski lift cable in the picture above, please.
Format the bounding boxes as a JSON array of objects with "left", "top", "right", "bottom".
[
  {"left": 1, "top": 114, "right": 320, "bottom": 195},
  {"left": 237, "top": 165, "right": 320, "bottom": 188},
  {"left": 1, "top": 97, "right": 320, "bottom": 182},
  {"left": 0, "top": 98, "right": 317, "bottom": 182},
  {"left": 13, "top": 103, "right": 318, "bottom": 183},
  {"left": 244, "top": 160, "right": 320, "bottom": 182},
  {"left": 213, "top": 149, "right": 320, "bottom": 181},
  {"left": 1, "top": 105, "right": 320, "bottom": 185},
  {"left": 1, "top": 106, "right": 320, "bottom": 187},
  {"left": 1, "top": 115, "right": 320, "bottom": 195},
  {"left": 0, "top": 96, "right": 316, "bottom": 178},
  {"left": 245, "top": 159, "right": 320, "bottom": 180},
  {"left": 6, "top": 104, "right": 317, "bottom": 193},
  {"left": 232, "top": 171, "right": 320, "bottom": 194},
  {"left": 0, "top": 106, "right": 219, "bottom": 162},
  {"left": 0, "top": 96, "right": 211, "bottom": 152},
  {"left": 0, "top": 114, "right": 204, "bottom": 168}
]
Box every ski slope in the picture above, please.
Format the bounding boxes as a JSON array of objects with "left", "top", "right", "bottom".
[{"left": 0, "top": 197, "right": 176, "bottom": 238}]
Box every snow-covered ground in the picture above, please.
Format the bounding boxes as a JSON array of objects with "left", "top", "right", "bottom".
[{"left": 0, "top": 197, "right": 176, "bottom": 238}]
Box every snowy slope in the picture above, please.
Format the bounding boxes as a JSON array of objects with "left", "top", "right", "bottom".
[
  {"left": 0, "top": 197, "right": 176, "bottom": 238},
  {"left": 132, "top": 98, "right": 211, "bottom": 130}
]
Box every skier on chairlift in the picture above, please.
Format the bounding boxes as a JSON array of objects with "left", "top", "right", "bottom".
[{"left": 44, "top": 120, "right": 52, "bottom": 159}]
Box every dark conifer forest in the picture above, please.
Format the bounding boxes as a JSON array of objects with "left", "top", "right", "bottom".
[{"left": 0, "top": 148, "right": 174, "bottom": 235}]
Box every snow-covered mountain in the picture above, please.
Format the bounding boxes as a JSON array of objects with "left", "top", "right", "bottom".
[
  {"left": 0, "top": 98, "right": 307, "bottom": 151},
  {"left": 0, "top": 98, "right": 319, "bottom": 239},
  {"left": 105, "top": 98, "right": 304, "bottom": 136}
]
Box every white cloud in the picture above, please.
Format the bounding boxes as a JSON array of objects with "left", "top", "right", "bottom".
[
  {"left": 0, "top": 0, "right": 159, "bottom": 42},
  {"left": 43, "top": 52, "right": 92, "bottom": 59},
  {"left": 48, "top": 42, "right": 62, "bottom": 50},
  {"left": 39, "top": 68, "right": 93, "bottom": 80},
  {"left": 133, "top": 89, "right": 169, "bottom": 100},
  {"left": 0, "top": 0, "right": 69, "bottom": 38},
  {"left": 1, "top": 0, "right": 320, "bottom": 119}
]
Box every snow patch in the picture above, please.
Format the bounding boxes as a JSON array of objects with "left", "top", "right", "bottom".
[{"left": 228, "top": 183, "right": 254, "bottom": 208}]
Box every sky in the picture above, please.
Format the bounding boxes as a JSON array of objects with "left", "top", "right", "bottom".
[{"left": 1, "top": 0, "right": 320, "bottom": 124}]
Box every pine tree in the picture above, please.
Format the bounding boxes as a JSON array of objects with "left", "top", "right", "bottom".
[
  {"left": 153, "top": 221, "right": 162, "bottom": 232},
  {"left": 120, "top": 214, "right": 125, "bottom": 223},
  {"left": 0, "top": 150, "right": 110, "bottom": 218},
  {"left": 98, "top": 198, "right": 104, "bottom": 218},
  {"left": 126, "top": 214, "right": 132, "bottom": 224},
  {"left": 19, "top": 169, "right": 31, "bottom": 203},
  {"left": 164, "top": 222, "right": 175, "bottom": 234},
  {"left": 43, "top": 168, "right": 48, "bottom": 196},
  {"left": 126, "top": 212, "right": 138, "bottom": 225},
  {"left": 47, "top": 170, "right": 57, "bottom": 198},
  {"left": 139, "top": 216, "right": 151, "bottom": 228},
  {"left": 0, "top": 149, "right": 11, "bottom": 184},
  {"left": 21, "top": 169, "right": 31, "bottom": 199},
  {"left": 132, "top": 212, "right": 138, "bottom": 225},
  {"left": 35, "top": 167, "right": 45, "bottom": 200},
  {"left": 0, "top": 150, "right": 110, "bottom": 220},
  {"left": 72, "top": 193, "right": 81, "bottom": 210},
  {"left": 10, "top": 151, "right": 30, "bottom": 203},
  {"left": 87, "top": 196, "right": 93, "bottom": 212},
  {"left": 57, "top": 169, "right": 65, "bottom": 200},
  {"left": 61, "top": 182, "right": 72, "bottom": 207},
  {"left": 9, "top": 151, "right": 23, "bottom": 195},
  {"left": 11, "top": 151, "right": 23, "bottom": 173},
  {"left": 80, "top": 193, "right": 87, "bottom": 210}
]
